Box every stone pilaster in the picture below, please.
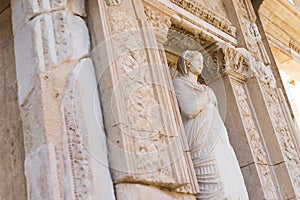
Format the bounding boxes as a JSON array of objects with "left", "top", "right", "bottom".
[
  {"left": 143, "top": 3, "right": 199, "bottom": 195},
  {"left": 11, "top": 0, "right": 115, "bottom": 199},
  {"left": 227, "top": 0, "right": 300, "bottom": 198},
  {"left": 0, "top": 6, "right": 27, "bottom": 199},
  {"left": 87, "top": 0, "right": 198, "bottom": 198},
  {"left": 203, "top": 42, "right": 280, "bottom": 199}
]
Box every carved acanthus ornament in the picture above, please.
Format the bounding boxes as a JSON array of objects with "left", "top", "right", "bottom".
[
  {"left": 144, "top": 6, "right": 171, "bottom": 44},
  {"left": 201, "top": 43, "right": 253, "bottom": 82},
  {"left": 220, "top": 43, "right": 254, "bottom": 77},
  {"left": 170, "top": 0, "right": 236, "bottom": 37}
]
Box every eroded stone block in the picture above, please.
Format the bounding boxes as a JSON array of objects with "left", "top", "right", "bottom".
[
  {"left": 14, "top": 11, "right": 89, "bottom": 104},
  {"left": 116, "top": 183, "right": 196, "bottom": 200},
  {"left": 25, "top": 144, "right": 59, "bottom": 200}
]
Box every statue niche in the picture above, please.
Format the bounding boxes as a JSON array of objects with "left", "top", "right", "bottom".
[{"left": 173, "top": 50, "right": 249, "bottom": 199}]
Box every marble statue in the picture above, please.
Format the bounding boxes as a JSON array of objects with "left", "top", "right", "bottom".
[{"left": 173, "top": 50, "right": 249, "bottom": 199}]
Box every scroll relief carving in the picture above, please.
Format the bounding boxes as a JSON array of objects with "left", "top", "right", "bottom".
[
  {"left": 108, "top": 9, "right": 144, "bottom": 56},
  {"left": 234, "top": 0, "right": 300, "bottom": 187},
  {"left": 254, "top": 62, "right": 300, "bottom": 197},
  {"left": 263, "top": 83, "right": 300, "bottom": 196},
  {"left": 170, "top": 0, "right": 236, "bottom": 37},
  {"left": 232, "top": 81, "right": 277, "bottom": 199},
  {"left": 245, "top": 21, "right": 271, "bottom": 65},
  {"left": 108, "top": 9, "right": 174, "bottom": 182},
  {"left": 104, "top": 8, "right": 196, "bottom": 191}
]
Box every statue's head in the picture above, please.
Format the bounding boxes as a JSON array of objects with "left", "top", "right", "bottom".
[{"left": 177, "top": 50, "right": 203, "bottom": 76}]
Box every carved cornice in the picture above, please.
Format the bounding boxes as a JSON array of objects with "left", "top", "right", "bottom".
[
  {"left": 290, "top": 40, "right": 300, "bottom": 55},
  {"left": 164, "top": 25, "right": 213, "bottom": 56},
  {"left": 260, "top": 0, "right": 300, "bottom": 59},
  {"left": 105, "top": 0, "right": 123, "bottom": 6},
  {"left": 170, "top": 0, "right": 236, "bottom": 37}
]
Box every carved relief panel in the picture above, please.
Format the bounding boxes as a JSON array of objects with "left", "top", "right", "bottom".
[
  {"left": 231, "top": 80, "right": 278, "bottom": 199},
  {"left": 89, "top": 0, "right": 199, "bottom": 195}
]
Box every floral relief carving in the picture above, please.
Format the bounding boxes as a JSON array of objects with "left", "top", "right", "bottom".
[
  {"left": 231, "top": 2, "right": 300, "bottom": 192},
  {"left": 109, "top": 9, "right": 139, "bottom": 35},
  {"left": 105, "top": 8, "right": 198, "bottom": 190},
  {"left": 244, "top": 21, "right": 270, "bottom": 65},
  {"left": 261, "top": 81, "right": 300, "bottom": 197},
  {"left": 232, "top": 81, "right": 277, "bottom": 199},
  {"left": 253, "top": 62, "right": 300, "bottom": 197}
]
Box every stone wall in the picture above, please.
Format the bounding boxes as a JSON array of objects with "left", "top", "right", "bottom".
[
  {"left": 2, "top": 0, "right": 300, "bottom": 199},
  {"left": 0, "top": 5, "right": 27, "bottom": 200}
]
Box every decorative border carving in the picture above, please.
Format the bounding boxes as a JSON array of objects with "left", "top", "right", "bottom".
[
  {"left": 260, "top": 80, "right": 300, "bottom": 198},
  {"left": 232, "top": 81, "right": 278, "bottom": 199},
  {"left": 105, "top": 0, "right": 123, "bottom": 6},
  {"left": 289, "top": 40, "right": 300, "bottom": 54},
  {"left": 63, "top": 81, "right": 92, "bottom": 200}
]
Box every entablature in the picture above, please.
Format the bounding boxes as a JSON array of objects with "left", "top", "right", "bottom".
[{"left": 143, "top": 0, "right": 238, "bottom": 45}]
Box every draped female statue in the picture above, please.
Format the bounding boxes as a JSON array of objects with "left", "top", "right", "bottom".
[{"left": 173, "top": 50, "right": 249, "bottom": 199}]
